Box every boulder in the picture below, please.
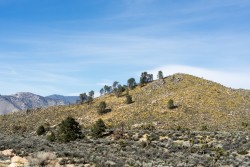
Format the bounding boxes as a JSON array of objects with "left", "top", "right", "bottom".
[
  {"left": 1, "top": 149, "right": 14, "bottom": 157},
  {"left": 9, "top": 156, "right": 28, "bottom": 167}
]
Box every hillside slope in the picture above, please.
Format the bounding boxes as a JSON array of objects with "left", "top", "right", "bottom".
[{"left": 0, "top": 73, "right": 249, "bottom": 133}]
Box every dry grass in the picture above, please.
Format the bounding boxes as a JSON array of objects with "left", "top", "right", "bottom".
[{"left": 0, "top": 73, "right": 250, "bottom": 133}]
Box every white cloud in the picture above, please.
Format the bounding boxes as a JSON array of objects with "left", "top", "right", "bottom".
[
  {"left": 67, "top": 92, "right": 82, "bottom": 96},
  {"left": 148, "top": 65, "right": 250, "bottom": 90},
  {"left": 96, "top": 83, "right": 110, "bottom": 86},
  {"left": 96, "top": 79, "right": 113, "bottom": 86}
]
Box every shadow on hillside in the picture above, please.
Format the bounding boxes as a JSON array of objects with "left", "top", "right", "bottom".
[
  {"left": 103, "top": 109, "right": 112, "bottom": 114},
  {"left": 128, "top": 101, "right": 135, "bottom": 104},
  {"left": 169, "top": 106, "right": 178, "bottom": 110}
]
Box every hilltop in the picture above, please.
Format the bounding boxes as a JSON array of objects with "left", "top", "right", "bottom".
[{"left": 0, "top": 73, "right": 249, "bottom": 133}]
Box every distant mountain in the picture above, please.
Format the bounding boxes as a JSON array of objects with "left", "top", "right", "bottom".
[
  {"left": 0, "top": 92, "right": 78, "bottom": 115},
  {"left": 46, "top": 94, "right": 80, "bottom": 104}
]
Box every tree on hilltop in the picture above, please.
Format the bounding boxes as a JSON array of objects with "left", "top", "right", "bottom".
[
  {"left": 127, "top": 78, "right": 136, "bottom": 89},
  {"left": 88, "top": 90, "right": 94, "bottom": 104},
  {"left": 157, "top": 70, "right": 164, "bottom": 79},
  {"left": 80, "top": 93, "right": 88, "bottom": 104},
  {"left": 100, "top": 88, "right": 104, "bottom": 96},
  {"left": 112, "top": 81, "right": 119, "bottom": 90},
  {"left": 140, "top": 72, "right": 153, "bottom": 85}
]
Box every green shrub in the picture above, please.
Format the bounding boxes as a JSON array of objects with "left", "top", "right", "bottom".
[
  {"left": 167, "top": 99, "right": 175, "bottom": 109},
  {"left": 126, "top": 95, "right": 133, "bottom": 104},
  {"left": 56, "top": 117, "right": 82, "bottom": 142},
  {"left": 140, "top": 141, "right": 148, "bottom": 148},
  {"left": 141, "top": 123, "right": 155, "bottom": 131},
  {"left": 91, "top": 119, "right": 106, "bottom": 138},
  {"left": 242, "top": 122, "right": 249, "bottom": 128},
  {"left": 97, "top": 101, "right": 107, "bottom": 115},
  {"left": 37, "top": 125, "right": 46, "bottom": 136},
  {"left": 12, "top": 125, "right": 27, "bottom": 134},
  {"left": 201, "top": 125, "right": 208, "bottom": 131},
  {"left": 176, "top": 125, "right": 182, "bottom": 131},
  {"left": 237, "top": 149, "right": 248, "bottom": 155}
]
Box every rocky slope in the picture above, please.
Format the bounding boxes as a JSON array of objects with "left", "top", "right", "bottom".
[{"left": 0, "top": 92, "right": 79, "bottom": 115}]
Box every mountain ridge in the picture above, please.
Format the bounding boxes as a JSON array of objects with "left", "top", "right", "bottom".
[
  {"left": 46, "top": 94, "right": 80, "bottom": 104},
  {"left": 0, "top": 92, "right": 79, "bottom": 115}
]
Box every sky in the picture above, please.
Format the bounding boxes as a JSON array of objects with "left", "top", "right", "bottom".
[{"left": 0, "top": 0, "right": 250, "bottom": 96}]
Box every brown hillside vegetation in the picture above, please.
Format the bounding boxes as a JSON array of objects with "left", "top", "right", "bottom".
[{"left": 0, "top": 73, "right": 250, "bottom": 133}]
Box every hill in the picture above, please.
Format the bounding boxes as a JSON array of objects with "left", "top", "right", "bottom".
[{"left": 0, "top": 73, "right": 249, "bottom": 133}]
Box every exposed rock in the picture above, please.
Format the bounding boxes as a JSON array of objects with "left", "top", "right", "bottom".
[
  {"left": 139, "top": 134, "right": 150, "bottom": 143},
  {"left": 105, "top": 160, "right": 116, "bottom": 166},
  {"left": 10, "top": 156, "right": 28, "bottom": 166},
  {"left": 1, "top": 149, "right": 14, "bottom": 157},
  {"left": 182, "top": 141, "right": 191, "bottom": 148}
]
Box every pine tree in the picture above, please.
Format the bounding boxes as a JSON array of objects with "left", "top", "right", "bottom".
[
  {"left": 100, "top": 88, "right": 104, "bottom": 96},
  {"left": 56, "top": 117, "right": 82, "bottom": 142},
  {"left": 127, "top": 78, "right": 136, "bottom": 89},
  {"left": 91, "top": 119, "right": 106, "bottom": 138},
  {"left": 88, "top": 90, "right": 94, "bottom": 104},
  {"left": 80, "top": 93, "right": 87, "bottom": 104},
  {"left": 157, "top": 71, "right": 164, "bottom": 79}
]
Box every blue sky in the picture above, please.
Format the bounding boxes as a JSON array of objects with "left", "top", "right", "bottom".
[{"left": 0, "top": 0, "right": 250, "bottom": 96}]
